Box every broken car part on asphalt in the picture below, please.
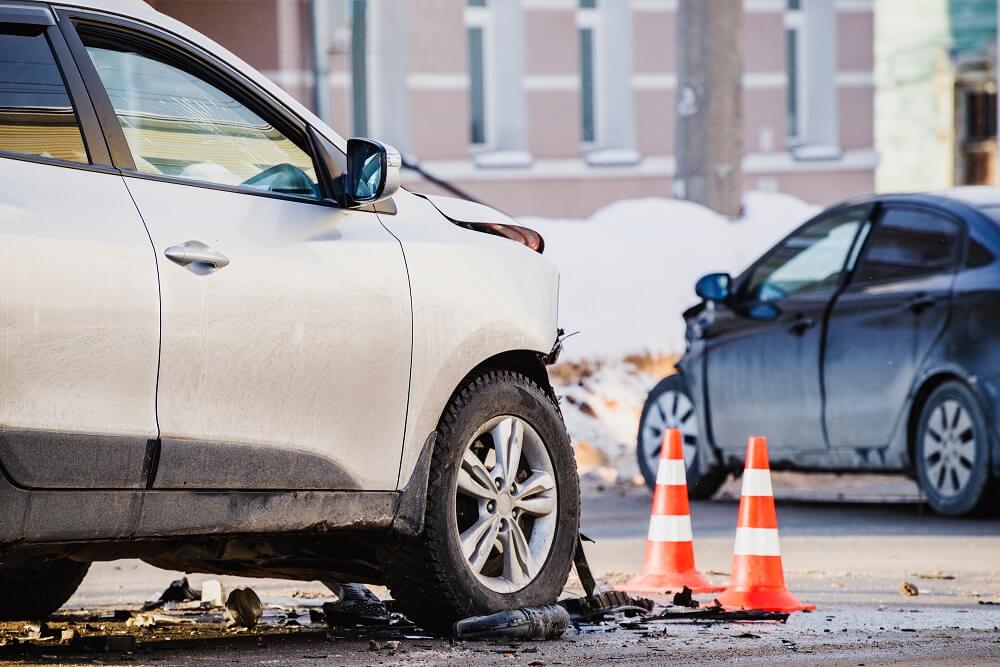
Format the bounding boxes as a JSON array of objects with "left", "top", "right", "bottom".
[
  {"left": 453, "top": 604, "right": 570, "bottom": 641},
  {"left": 225, "top": 588, "right": 263, "bottom": 628},
  {"left": 322, "top": 582, "right": 390, "bottom": 627}
]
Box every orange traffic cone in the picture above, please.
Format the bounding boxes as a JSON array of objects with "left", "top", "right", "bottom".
[
  {"left": 716, "top": 436, "right": 815, "bottom": 612},
  {"left": 618, "top": 429, "right": 722, "bottom": 594}
]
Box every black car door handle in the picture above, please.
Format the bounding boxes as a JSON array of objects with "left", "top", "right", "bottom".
[
  {"left": 906, "top": 294, "right": 936, "bottom": 315},
  {"left": 788, "top": 317, "right": 817, "bottom": 336}
]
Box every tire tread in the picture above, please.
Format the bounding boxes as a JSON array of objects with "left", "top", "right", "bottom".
[{"left": 380, "top": 369, "right": 577, "bottom": 633}]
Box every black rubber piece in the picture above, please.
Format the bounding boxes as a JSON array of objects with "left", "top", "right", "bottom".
[
  {"left": 0, "top": 558, "right": 90, "bottom": 620},
  {"left": 915, "top": 380, "right": 998, "bottom": 517},
  {"left": 637, "top": 374, "right": 727, "bottom": 499},
  {"left": 379, "top": 370, "right": 580, "bottom": 635}
]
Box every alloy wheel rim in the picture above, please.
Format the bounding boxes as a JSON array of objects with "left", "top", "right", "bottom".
[
  {"left": 923, "top": 398, "right": 977, "bottom": 498},
  {"left": 642, "top": 389, "right": 698, "bottom": 471},
  {"left": 455, "top": 415, "right": 558, "bottom": 593}
]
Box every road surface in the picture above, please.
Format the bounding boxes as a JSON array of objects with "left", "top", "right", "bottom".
[{"left": 2, "top": 474, "right": 999, "bottom": 665}]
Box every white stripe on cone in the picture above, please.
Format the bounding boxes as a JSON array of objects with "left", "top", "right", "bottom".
[
  {"left": 647, "top": 514, "right": 694, "bottom": 543},
  {"left": 656, "top": 458, "right": 687, "bottom": 486},
  {"left": 740, "top": 469, "right": 773, "bottom": 497},
  {"left": 733, "top": 527, "right": 781, "bottom": 556}
]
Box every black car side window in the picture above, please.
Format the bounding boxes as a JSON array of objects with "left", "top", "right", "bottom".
[
  {"left": 744, "top": 210, "right": 870, "bottom": 302},
  {"left": 852, "top": 208, "right": 960, "bottom": 284},
  {"left": 0, "top": 26, "right": 88, "bottom": 164}
]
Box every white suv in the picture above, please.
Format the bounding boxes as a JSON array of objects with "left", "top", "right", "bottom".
[{"left": 0, "top": 0, "right": 578, "bottom": 632}]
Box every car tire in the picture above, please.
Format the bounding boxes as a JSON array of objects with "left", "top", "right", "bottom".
[
  {"left": 915, "top": 380, "right": 997, "bottom": 516},
  {"left": 637, "top": 374, "right": 726, "bottom": 499},
  {"left": 0, "top": 558, "right": 90, "bottom": 620},
  {"left": 379, "top": 370, "right": 580, "bottom": 635}
]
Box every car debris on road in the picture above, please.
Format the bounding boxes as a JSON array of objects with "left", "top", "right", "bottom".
[
  {"left": 453, "top": 604, "right": 571, "bottom": 641},
  {"left": 225, "top": 588, "right": 263, "bottom": 628}
]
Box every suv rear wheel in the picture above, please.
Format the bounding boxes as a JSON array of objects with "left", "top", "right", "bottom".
[
  {"left": 916, "top": 380, "right": 997, "bottom": 516},
  {"left": 0, "top": 558, "right": 90, "bottom": 620},
  {"left": 380, "top": 370, "right": 579, "bottom": 634}
]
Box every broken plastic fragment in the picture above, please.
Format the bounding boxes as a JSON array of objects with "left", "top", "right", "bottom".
[
  {"left": 225, "top": 588, "right": 263, "bottom": 628},
  {"left": 453, "top": 604, "right": 570, "bottom": 641},
  {"left": 323, "top": 583, "right": 389, "bottom": 627},
  {"left": 201, "top": 579, "right": 226, "bottom": 608}
]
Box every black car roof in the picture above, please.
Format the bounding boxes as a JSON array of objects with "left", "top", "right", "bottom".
[{"left": 827, "top": 188, "right": 1000, "bottom": 224}]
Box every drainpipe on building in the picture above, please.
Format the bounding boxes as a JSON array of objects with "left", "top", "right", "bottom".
[{"left": 310, "top": 0, "right": 331, "bottom": 124}]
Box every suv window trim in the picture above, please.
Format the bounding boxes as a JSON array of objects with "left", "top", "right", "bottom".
[
  {"left": 844, "top": 203, "right": 967, "bottom": 289},
  {"left": 0, "top": 9, "right": 111, "bottom": 168},
  {"left": 55, "top": 7, "right": 340, "bottom": 207}
]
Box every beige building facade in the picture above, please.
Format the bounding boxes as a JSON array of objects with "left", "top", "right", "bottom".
[{"left": 149, "top": 0, "right": 877, "bottom": 217}]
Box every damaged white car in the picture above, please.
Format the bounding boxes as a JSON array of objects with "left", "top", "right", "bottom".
[{"left": 0, "top": 0, "right": 578, "bottom": 632}]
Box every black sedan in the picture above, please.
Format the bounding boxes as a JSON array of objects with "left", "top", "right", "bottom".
[{"left": 637, "top": 188, "right": 1000, "bottom": 516}]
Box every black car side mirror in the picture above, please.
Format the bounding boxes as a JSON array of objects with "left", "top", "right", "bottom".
[{"left": 695, "top": 272, "right": 732, "bottom": 303}]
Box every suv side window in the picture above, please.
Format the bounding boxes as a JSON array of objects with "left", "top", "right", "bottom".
[
  {"left": 744, "top": 209, "right": 869, "bottom": 302},
  {"left": 80, "top": 34, "right": 321, "bottom": 198},
  {"left": 0, "top": 27, "right": 88, "bottom": 164},
  {"left": 852, "top": 207, "right": 960, "bottom": 284}
]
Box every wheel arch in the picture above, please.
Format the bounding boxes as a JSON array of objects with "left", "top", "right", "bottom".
[{"left": 454, "top": 349, "right": 556, "bottom": 403}]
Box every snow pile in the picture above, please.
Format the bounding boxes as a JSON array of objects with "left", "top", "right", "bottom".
[
  {"left": 522, "top": 191, "right": 820, "bottom": 361},
  {"left": 553, "top": 359, "right": 666, "bottom": 483},
  {"left": 523, "top": 192, "right": 820, "bottom": 481}
]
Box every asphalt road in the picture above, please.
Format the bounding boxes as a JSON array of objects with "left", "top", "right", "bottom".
[{"left": 2, "top": 474, "right": 999, "bottom": 665}]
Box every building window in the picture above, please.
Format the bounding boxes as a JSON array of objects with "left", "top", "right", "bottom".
[
  {"left": 784, "top": 0, "right": 839, "bottom": 157},
  {"left": 466, "top": 0, "right": 491, "bottom": 147},
  {"left": 577, "top": 0, "right": 636, "bottom": 165},
  {"left": 464, "top": 0, "right": 529, "bottom": 164},
  {"left": 785, "top": 0, "right": 804, "bottom": 142},
  {"left": 578, "top": 0, "right": 599, "bottom": 145}
]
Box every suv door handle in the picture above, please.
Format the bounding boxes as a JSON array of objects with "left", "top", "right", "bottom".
[
  {"left": 788, "top": 316, "right": 817, "bottom": 336},
  {"left": 164, "top": 241, "right": 230, "bottom": 271},
  {"left": 906, "top": 293, "right": 935, "bottom": 315}
]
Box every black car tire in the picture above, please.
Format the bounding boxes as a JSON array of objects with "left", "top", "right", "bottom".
[
  {"left": 915, "top": 381, "right": 997, "bottom": 516},
  {"left": 379, "top": 370, "right": 580, "bottom": 635},
  {"left": 0, "top": 558, "right": 90, "bottom": 620},
  {"left": 637, "top": 374, "right": 727, "bottom": 499}
]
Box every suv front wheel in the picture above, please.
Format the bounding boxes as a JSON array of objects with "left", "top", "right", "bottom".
[{"left": 380, "top": 370, "right": 580, "bottom": 634}]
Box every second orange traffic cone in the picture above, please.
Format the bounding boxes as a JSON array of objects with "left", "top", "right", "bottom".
[
  {"left": 716, "top": 436, "right": 815, "bottom": 612},
  {"left": 618, "top": 429, "right": 722, "bottom": 594}
]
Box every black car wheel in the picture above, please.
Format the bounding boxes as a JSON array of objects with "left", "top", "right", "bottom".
[
  {"left": 637, "top": 374, "right": 726, "bottom": 499},
  {"left": 915, "top": 381, "right": 997, "bottom": 516}
]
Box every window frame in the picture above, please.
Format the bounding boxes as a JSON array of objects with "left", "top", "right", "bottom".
[
  {"left": 56, "top": 7, "right": 338, "bottom": 207},
  {"left": 844, "top": 203, "right": 968, "bottom": 289},
  {"left": 0, "top": 4, "right": 112, "bottom": 172}
]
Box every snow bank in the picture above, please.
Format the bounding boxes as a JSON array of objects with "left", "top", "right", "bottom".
[{"left": 521, "top": 191, "right": 820, "bottom": 361}]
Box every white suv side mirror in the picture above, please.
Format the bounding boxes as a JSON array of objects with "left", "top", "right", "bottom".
[{"left": 344, "top": 138, "right": 401, "bottom": 207}]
